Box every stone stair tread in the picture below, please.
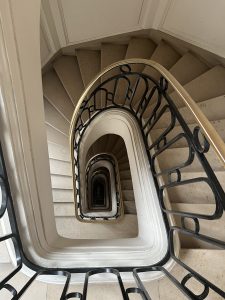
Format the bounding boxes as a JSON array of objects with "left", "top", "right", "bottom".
[
  {"left": 46, "top": 125, "right": 69, "bottom": 147},
  {"left": 168, "top": 52, "right": 209, "bottom": 92},
  {"left": 118, "top": 155, "right": 129, "bottom": 164},
  {"left": 53, "top": 55, "right": 84, "bottom": 106},
  {"left": 42, "top": 69, "right": 74, "bottom": 121},
  {"left": 143, "top": 40, "right": 181, "bottom": 82},
  {"left": 0, "top": 226, "right": 10, "bottom": 263},
  {"left": 110, "top": 38, "right": 156, "bottom": 103},
  {"left": 44, "top": 99, "right": 70, "bottom": 136},
  {"left": 51, "top": 174, "right": 73, "bottom": 190},
  {"left": 53, "top": 192, "right": 136, "bottom": 215},
  {"left": 52, "top": 189, "right": 74, "bottom": 203},
  {"left": 156, "top": 147, "right": 223, "bottom": 173},
  {"left": 150, "top": 119, "right": 225, "bottom": 148},
  {"left": 50, "top": 159, "right": 72, "bottom": 176},
  {"left": 126, "top": 37, "right": 156, "bottom": 59},
  {"left": 167, "top": 170, "right": 225, "bottom": 204},
  {"left": 120, "top": 169, "right": 132, "bottom": 180},
  {"left": 170, "top": 65, "right": 225, "bottom": 108},
  {"left": 168, "top": 249, "right": 225, "bottom": 297},
  {"left": 118, "top": 161, "right": 130, "bottom": 171},
  {"left": 124, "top": 200, "right": 136, "bottom": 214},
  {"left": 76, "top": 49, "right": 101, "bottom": 87},
  {"left": 172, "top": 203, "right": 225, "bottom": 248},
  {"left": 54, "top": 202, "right": 75, "bottom": 216},
  {"left": 150, "top": 95, "right": 225, "bottom": 130},
  {"left": 48, "top": 142, "right": 70, "bottom": 161},
  {"left": 122, "top": 190, "right": 135, "bottom": 202},
  {"left": 121, "top": 179, "right": 133, "bottom": 190},
  {"left": 101, "top": 43, "right": 127, "bottom": 70},
  {"left": 111, "top": 137, "right": 125, "bottom": 154},
  {"left": 179, "top": 95, "right": 225, "bottom": 124},
  {"left": 135, "top": 40, "right": 181, "bottom": 109},
  {"left": 105, "top": 134, "right": 120, "bottom": 152},
  {"left": 56, "top": 215, "right": 138, "bottom": 239},
  {"left": 116, "top": 147, "right": 127, "bottom": 160},
  {"left": 90, "top": 135, "right": 109, "bottom": 155}
]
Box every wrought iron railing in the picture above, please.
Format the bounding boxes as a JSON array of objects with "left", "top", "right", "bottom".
[
  {"left": 0, "top": 60, "right": 225, "bottom": 298},
  {"left": 70, "top": 60, "right": 225, "bottom": 298}
]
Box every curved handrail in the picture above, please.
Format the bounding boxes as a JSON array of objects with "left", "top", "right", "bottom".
[{"left": 70, "top": 59, "right": 225, "bottom": 166}]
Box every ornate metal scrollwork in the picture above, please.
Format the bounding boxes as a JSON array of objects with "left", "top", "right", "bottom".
[{"left": 0, "top": 61, "right": 224, "bottom": 298}]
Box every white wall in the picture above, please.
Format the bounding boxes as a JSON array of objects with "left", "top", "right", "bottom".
[
  {"left": 156, "top": 0, "right": 225, "bottom": 59},
  {"left": 0, "top": 0, "right": 58, "bottom": 260},
  {"left": 41, "top": 0, "right": 225, "bottom": 64}
]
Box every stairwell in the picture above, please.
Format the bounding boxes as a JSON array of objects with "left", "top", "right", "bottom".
[{"left": 1, "top": 36, "right": 225, "bottom": 299}]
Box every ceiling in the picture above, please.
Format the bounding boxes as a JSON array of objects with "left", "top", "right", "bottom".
[{"left": 41, "top": 0, "right": 225, "bottom": 66}]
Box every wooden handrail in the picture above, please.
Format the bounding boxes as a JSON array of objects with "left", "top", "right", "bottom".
[{"left": 70, "top": 59, "right": 225, "bottom": 166}]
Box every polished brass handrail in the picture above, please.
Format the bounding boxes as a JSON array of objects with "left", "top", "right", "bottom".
[{"left": 70, "top": 59, "right": 225, "bottom": 166}]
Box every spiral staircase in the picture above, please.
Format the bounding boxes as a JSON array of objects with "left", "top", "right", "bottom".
[
  {"left": 43, "top": 37, "right": 225, "bottom": 239},
  {"left": 1, "top": 36, "right": 225, "bottom": 299}
]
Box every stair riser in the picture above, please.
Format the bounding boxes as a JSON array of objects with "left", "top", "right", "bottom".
[
  {"left": 164, "top": 172, "right": 225, "bottom": 204},
  {"left": 173, "top": 203, "right": 225, "bottom": 248},
  {"left": 48, "top": 142, "right": 70, "bottom": 161},
  {"left": 50, "top": 159, "right": 72, "bottom": 176},
  {"left": 51, "top": 175, "right": 73, "bottom": 190}
]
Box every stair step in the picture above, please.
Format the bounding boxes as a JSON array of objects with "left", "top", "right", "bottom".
[
  {"left": 54, "top": 203, "right": 74, "bottom": 216},
  {"left": 105, "top": 134, "right": 120, "bottom": 153},
  {"left": 51, "top": 174, "right": 73, "bottom": 190},
  {"left": 52, "top": 189, "right": 74, "bottom": 203},
  {"left": 54, "top": 201, "right": 137, "bottom": 217},
  {"left": 0, "top": 264, "right": 48, "bottom": 298},
  {"left": 0, "top": 226, "right": 10, "bottom": 263},
  {"left": 90, "top": 135, "right": 109, "bottom": 155},
  {"left": 170, "top": 249, "right": 225, "bottom": 297},
  {"left": 56, "top": 215, "right": 138, "bottom": 239},
  {"left": 76, "top": 49, "right": 101, "bottom": 87},
  {"left": 124, "top": 200, "right": 136, "bottom": 214},
  {"left": 107, "top": 38, "right": 155, "bottom": 105},
  {"left": 86, "top": 148, "right": 96, "bottom": 164},
  {"left": 111, "top": 138, "right": 125, "bottom": 154},
  {"left": 156, "top": 147, "right": 223, "bottom": 173},
  {"left": 120, "top": 169, "right": 131, "bottom": 180},
  {"left": 42, "top": 70, "right": 74, "bottom": 121},
  {"left": 179, "top": 95, "right": 225, "bottom": 124},
  {"left": 151, "top": 95, "right": 225, "bottom": 130},
  {"left": 116, "top": 145, "right": 127, "bottom": 160},
  {"left": 136, "top": 40, "right": 180, "bottom": 109},
  {"left": 101, "top": 43, "right": 127, "bottom": 70},
  {"left": 44, "top": 99, "right": 69, "bottom": 135},
  {"left": 117, "top": 152, "right": 128, "bottom": 163},
  {"left": 126, "top": 38, "right": 156, "bottom": 60},
  {"left": 118, "top": 161, "right": 130, "bottom": 171},
  {"left": 167, "top": 171, "right": 225, "bottom": 204},
  {"left": 46, "top": 125, "right": 69, "bottom": 147},
  {"left": 53, "top": 55, "right": 84, "bottom": 106},
  {"left": 101, "top": 43, "right": 127, "bottom": 97},
  {"left": 54, "top": 200, "right": 137, "bottom": 216},
  {"left": 150, "top": 119, "right": 225, "bottom": 148},
  {"left": 48, "top": 142, "right": 70, "bottom": 161},
  {"left": 125, "top": 37, "right": 156, "bottom": 72},
  {"left": 170, "top": 65, "right": 225, "bottom": 108},
  {"left": 122, "top": 190, "right": 135, "bottom": 202},
  {"left": 172, "top": 203, "right": 225, "bottom": 248},
  {"left": 121, "top": 179, "right": 133, "bottom": 190},
  {"left": 168, "top": 52, "right": 209, "bottom": 93},
  {"left": 118, "top": 155, "right": 129, "bottom": 164},
  {"left": 143, "top": 40, "right": 181, "bottom": 82},
  {"left": 49, "top": 159, "right": 72, "bottom": 176}
]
